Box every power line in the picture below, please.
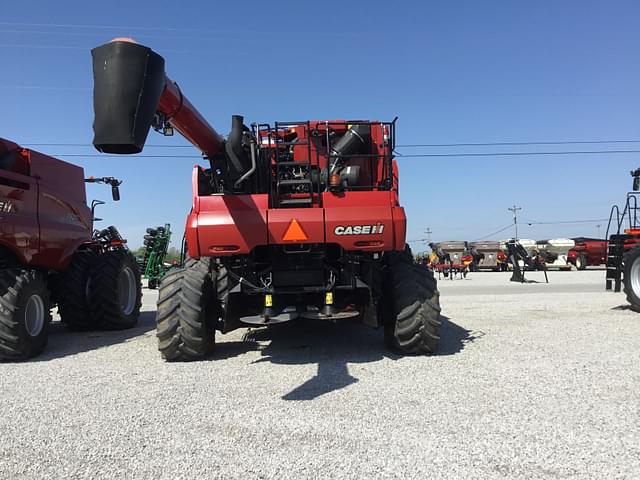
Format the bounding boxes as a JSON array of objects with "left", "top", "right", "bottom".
[
  {"left": 473, "top": 224, "right": 514, "bottom": 241},
  {"left": 525, "top": 219, "right": 609, "bottom": 225},
  {"left": 49, "top": 154, "right": 202, "bottom": 158},
  {"left": 22, "top": 139, "right": 640, "bottom": 148},
  {"left": 46, "top": 149, "right": 640, "bottom": 159},
  {"left": 34, "top": 149, "right": 640, "bottom": 159},
  {"left": 0, "top": 21, "right": 233, "bottom": 33},
  {"left": 0, "top": 21, "right": 357, "bottom": 39},
  {"left": 0, "top": 28, "right": 237, "bottom": 42},
  {"left": 397, "top": 140, "right": 640, "bottom": 148},
  {"left": 394, "top": 149, "right": 640, "bottom": 158},
  {"left": 23, "top": 143, "right": 193, "bottom": 148}
]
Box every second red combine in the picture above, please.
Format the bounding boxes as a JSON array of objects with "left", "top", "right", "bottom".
[{"left": 91, "top": 39, "right": 441, "bottom": 361}]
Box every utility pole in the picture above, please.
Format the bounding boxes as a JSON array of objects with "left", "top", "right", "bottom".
[
  {"left": 508, "top": 205, "right": 522, "bottom": 239},
  {"left": 425, "top": 228, "right": 432, "bottom": 243},
  {"left": 596, "top": 224, "right": 601, "bottom": 238}
]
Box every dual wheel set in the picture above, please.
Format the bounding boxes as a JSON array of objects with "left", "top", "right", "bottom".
[
  {"left": 0, "top": 249, "right": 142, "bottom": 361},
  {"left": 155, "top": 247, "right": 442, "bottom": 361}
]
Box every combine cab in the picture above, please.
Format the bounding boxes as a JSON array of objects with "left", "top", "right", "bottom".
[
  {"left": 90, "top": 39, "right": 441, "bottom": 360},
  {"left": 605, "top": 168, "right": 640, "bottom": 310},
  {"left": 0, "top": 139, "right": 142, "bottom": 360}
]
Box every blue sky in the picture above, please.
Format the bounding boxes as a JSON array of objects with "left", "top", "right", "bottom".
[{"left": 1, "top": 1, "right": 639, "bottom": 252}]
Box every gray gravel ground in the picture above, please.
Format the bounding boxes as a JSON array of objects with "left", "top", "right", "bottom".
[{"left": 1, "top": 269, "right": 639, "bottom": 479}]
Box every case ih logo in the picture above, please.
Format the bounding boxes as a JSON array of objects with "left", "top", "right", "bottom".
[
  {"left": 334, "top": 224, "right": 385, "bottom": 235},
  {"left": 0, "top": 200, "right": 15, "bottom": 213}
]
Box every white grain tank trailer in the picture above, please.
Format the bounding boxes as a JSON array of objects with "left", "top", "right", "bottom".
[
  {"left": 536, "top": 238, "right": 575, "bottom": 270},
  {"left": 437, "top": 241, "right": 468, "bottom": 265},
  {"left": 469, "top": 241, "right": 503, "bottom": 271}
]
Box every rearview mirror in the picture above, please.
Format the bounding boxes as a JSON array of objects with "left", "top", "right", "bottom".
[{"left": 112, "top": 185, "right": 121, "bottom": 201}]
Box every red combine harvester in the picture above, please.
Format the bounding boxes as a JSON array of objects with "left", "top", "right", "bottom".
[
  {"left": 567, "top": 237, "right": 607, "bottom": 270},
  {"left": 606, "top": 168, "right": 640, "bottom": 309},
  {"left": 91, "top": 39, "right": 441, "bottom": 361},
  {"left": 0, "top": 139, "right": 142, "bottom": 360}
]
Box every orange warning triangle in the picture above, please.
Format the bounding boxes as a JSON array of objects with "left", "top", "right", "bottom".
[{"left": 282, "top": 218, "right": 308, "bottom": 242}]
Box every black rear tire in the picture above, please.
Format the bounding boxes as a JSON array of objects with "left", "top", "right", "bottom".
[
  {"left": 384, "top": 247, "right": 441, "bottom": 354},
  {"left": 89, "top": 250, "right": 142, "bottom": 329},
  {"left": 57, "top": 250, "right": 98, "bottom": 330},
  {"left": 623, "top": 247, "right": 640, "bottom": 312},
  {"left": 0, "top": 269, "right": 51, "bottom": 360},
  {"left": 156, "top": 257, "right": 225, "bottom": 361},
  {"left": 575, "top": 254, "right": 587, "bottom": 271}
]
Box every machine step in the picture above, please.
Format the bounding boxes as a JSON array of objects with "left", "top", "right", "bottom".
[
  {"left": 279, "top": 198, "right": 313, "bottom": 207},
  {"left": 278, "top": 179, "right": 312, "bottom": 186}
]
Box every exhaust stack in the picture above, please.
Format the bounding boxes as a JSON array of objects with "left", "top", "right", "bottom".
[{"left": 91, "top": 39, "right": 224, "bottom": 157}]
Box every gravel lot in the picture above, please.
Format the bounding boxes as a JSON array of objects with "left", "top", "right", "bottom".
[{"left": 1, "top": 269, "right": 639, "bottom": 479}]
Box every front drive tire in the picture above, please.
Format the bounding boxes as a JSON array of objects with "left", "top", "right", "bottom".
[
  {"left": 156, "top": 257, "right": 225, "bottom": 361},
  {"left": 0, "top": 269, "right": 51, "bottom": 360},
  {"left": 623, "top": 247, "right": 640, "bottom": 312},
  {"left": 384, "top": 247, "right": 442, "bottom": 354},
  {"left": 89, "top": 250, "right": 142, "bottom": 329}
]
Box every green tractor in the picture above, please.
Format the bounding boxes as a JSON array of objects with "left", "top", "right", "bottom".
[{"left": 141, "top": 224, "right": 172, "bottom": 289}]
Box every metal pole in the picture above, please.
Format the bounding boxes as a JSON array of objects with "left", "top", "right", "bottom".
[
  {"left": 508, "top": 205, "right": 522, "bottom": 239},
  {"left": 425, "top": 228, "right": 432, "bottom": 243}
]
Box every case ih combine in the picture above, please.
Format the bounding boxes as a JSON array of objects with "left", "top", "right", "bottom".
[
  {"left": 0, "top": 139, "right": 142, "bottom": 360},
  {"left": 91, "top": 39, "right": 441, "bottom": 361}
]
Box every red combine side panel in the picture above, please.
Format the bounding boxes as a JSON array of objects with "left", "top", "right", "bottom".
[{"left": 0, "top": 139, "right": 92, "bottom": 270}]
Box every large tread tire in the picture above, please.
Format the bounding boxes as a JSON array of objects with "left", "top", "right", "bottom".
[
  {"left": 575, "top": 254, "right": 587, "bottom": 271},
  {"left": 89, "top": 250, "right": 142, "bottom": 329},
  {"left": 623, "top": 247, "right": 640, "bottom": 312},
  {"left": 384, "top": 247, "right": 442, "bottom": 354},
  {"left": 156, "top": 257, "right": 223, "bottom": 361},
  {"left": 0, "top": 269, "right": 51, "bottom": 360},
  {"left": 57, "top": 250, "right": 98, "bottom": 330}
]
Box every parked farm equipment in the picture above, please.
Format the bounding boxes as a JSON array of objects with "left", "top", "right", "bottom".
[
  {"left": 428, "top": 241, "right": 470, "bottom": 279},
  {"left": 0, "top": 139, "right": 142, "bottom": 360},
  {"left": 468, "top": 241, "right": 508, "bottom": 271},
  {"left": 140, "top": 224, "right": 172, "bottom": 289},
  {"left": 506, "top": 239, "right": 548, "bottom": 283},
  {"left": 535, "top": 238, "right": 574, "bottom": 271},
  {"left": 91, "top": 38, "right": 441, "bottom": 360},
  {"left": 605, "top": 168, "right": 640, "bottom": 310},
  {"left": 568, "top": 237, "right": 607, "bottom": 270}
]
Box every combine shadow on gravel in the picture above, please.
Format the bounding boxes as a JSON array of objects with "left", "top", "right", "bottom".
[
  {"left": 237, "top": 314, "right": 475, "bottom": 401},
  {"left": 436, "top": 315, "right": 482, "bottom": 356},
  {"left": 30, "top": 311, "right": 156, "bottom": 361}
]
